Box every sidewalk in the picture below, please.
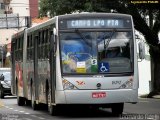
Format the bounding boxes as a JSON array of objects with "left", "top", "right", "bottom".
[
  {"left": 152, "top": 95, "right": 160, "bottom": 99},
  {"left": 139, "top": 94, "right": 160, "bottom": 99}
]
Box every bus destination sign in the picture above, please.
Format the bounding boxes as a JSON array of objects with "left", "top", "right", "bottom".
[{"left": 67, "top": 19, "right": 128, "bottom": 28}]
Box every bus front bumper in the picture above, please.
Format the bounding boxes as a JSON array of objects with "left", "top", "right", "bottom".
[{"left": 55, "top": 89, "right": 138, "bottom": 104}]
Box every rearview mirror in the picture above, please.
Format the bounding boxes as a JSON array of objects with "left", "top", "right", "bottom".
[{"left": 138, "top": 42, "right": 145, "bottom": 60}]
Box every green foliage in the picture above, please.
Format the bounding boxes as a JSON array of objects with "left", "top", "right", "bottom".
[
  {"left": 39, "top": 0, "right": 160, "bottom": 47},
  {"left": 39, "top": 0, "right": 50, "bottom": 17}
]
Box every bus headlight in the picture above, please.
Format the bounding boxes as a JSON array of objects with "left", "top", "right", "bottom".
[
  {"left": 119, "top": 79, "right": 133, "bottom": 89},
  {"left": 62, "top": 79, "right": 78, "bottom": 90}
]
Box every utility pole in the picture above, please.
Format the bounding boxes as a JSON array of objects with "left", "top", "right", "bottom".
[
  {"left": 0, "top": 46, "right": 4, "bottom": 67},
  {"left": 1, "top": 50, "right": 3, "bottom": 67}
]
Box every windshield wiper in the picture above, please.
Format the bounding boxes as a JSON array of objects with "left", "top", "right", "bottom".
[
  {"left": 104, "top": 29, "right": 116, "bottom": 50},
  {"left": 75, "top": 29, "right": 91, "bottom": 47}
]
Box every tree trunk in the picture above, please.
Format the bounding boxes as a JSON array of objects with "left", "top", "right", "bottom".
[
  {"left": 148, "top": 47, "right": 160, "bottom": 97},
  {"left": 153, "top": 58, "right": 160, "bottom": 91}
]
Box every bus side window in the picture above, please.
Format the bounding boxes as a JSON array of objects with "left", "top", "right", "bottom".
[
  {"left": 44, "top": 29, "right": 49, "bottom": 58},
  {"left": 38, "top": 31, "right": 41, "bottom": 59}
]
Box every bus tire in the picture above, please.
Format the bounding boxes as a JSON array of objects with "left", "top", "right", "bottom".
[
  {"left": 17, "top": 96, "right": 25, "bottom": 106},
  {"left": 31, "top": 84, "right": 38, "bottom": 110},
  {"left": 48, "top": 104, "right": 57, "bottom": 116},
  {"left": 16, "top": 83, "right": 25, "bottom": 106},
  {"left": 111, "top": 103, "right": 124, "bottom": 116},
  {"left": 26, "top": 99, "right": 31, "bottom": 106}
]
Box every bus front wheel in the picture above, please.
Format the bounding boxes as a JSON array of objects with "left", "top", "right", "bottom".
[{"left": 111, "top": 103, "right": 124, "bottom": 116}]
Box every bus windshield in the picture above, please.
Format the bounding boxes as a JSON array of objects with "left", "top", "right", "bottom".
[{"left": 60, "top": 31, "right": 133, "bottom": 74}]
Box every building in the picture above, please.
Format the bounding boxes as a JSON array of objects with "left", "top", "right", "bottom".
[
  {"left": 0, "top": 0, "right": 39, "bottom": 67},
  {"left": 0, "top": 0, "right": 5, "bottom": 14},
  {"left": 29, "top": 0, "right": 39, "bottom": 18}
]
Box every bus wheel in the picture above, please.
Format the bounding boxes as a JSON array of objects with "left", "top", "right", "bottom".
[
  {"left": 31, "top": 84, "right": 38, "bottom": 110},
  {"left": 111, "top": 103, "right": 124, "bottom": 116},
  {"left": 26, "top": 99, "right": 31, "bottom": 106},
  {"left": 16, "top": 84, "right": 25, "bottom": 106},
  {"left": 48, "top": 104, "right": 57, "bottom": 116}
]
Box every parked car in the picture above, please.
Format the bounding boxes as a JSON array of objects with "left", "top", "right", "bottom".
[{"left": 0, "top": 68, "right": 12, "bottom": 98}]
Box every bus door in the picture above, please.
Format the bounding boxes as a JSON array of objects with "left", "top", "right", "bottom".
[
  {"left": 11, "top": 41, "right": 16, "bottom": 95},
  {"left": 49, "top": 33, "right": 56, "bottom": 104},
  {"left": 34, "top": 35, "right": 38, "bottom": 100}
]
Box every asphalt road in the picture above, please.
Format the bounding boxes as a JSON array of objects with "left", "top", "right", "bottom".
[{"left": 0, "top": 96, "right": 160, "bottom": 120}]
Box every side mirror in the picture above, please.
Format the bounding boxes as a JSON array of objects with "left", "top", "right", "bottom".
[
  {"left": 0, "top": 74, "right": 4, "bottom": 81},
  {"left": 138, "top": 42, "right": 145, "bottom": 60}
]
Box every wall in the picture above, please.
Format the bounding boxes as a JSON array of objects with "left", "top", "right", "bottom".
[
  {"left": 10, "top": 0, "right": 29, "bottom": 16},
  {"left": 29, "top": 0, "right": 38, "bottom": 18},
  {"left": 0, "top": 0, "right": 30, "bottom": 45}
]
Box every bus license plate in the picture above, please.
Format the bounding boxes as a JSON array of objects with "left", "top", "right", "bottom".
[{"left": 92, "top": 92, "right": 106, "bottom": 98}]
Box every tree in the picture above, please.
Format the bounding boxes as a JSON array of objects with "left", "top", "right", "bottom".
[
  {"left": 39, "top": 0, "right": 160, "bottom": 96},
  {"left": 39, "top": 0, "right": 50, "bottom": 17}
]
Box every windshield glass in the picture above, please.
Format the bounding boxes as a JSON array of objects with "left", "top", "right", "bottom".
[{"left": 60, "top": 31, "right": 133, "bottom": 74}]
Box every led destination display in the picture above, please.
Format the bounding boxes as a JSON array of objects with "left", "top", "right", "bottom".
[{"left": 66, "top": 19, "right": 131, "bottom": 28}]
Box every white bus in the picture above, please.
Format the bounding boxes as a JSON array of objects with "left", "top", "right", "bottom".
[{"left": 11, "top": 13, "right": 142, "bottom": 115}]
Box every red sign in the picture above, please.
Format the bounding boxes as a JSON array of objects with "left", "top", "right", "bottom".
[{"left": 92, "top": 92, "right": 106, "bottom": 98}]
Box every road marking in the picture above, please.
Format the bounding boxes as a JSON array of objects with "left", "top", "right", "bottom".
[
  {"left": 1, "top": 103, "right": 44, "bottom": 120},
  {"left": 139, "top": 100, "right": 149, "bottom": 103},
  {"left": 30, "top": 115, "right": 45, "bottom": 120},
  {"left": 30, "top": 115, "right": 37, "bottom": 117},
  {"left": 23, "top": 118, "right": 32, "bottom": 120},
  {"left": 19, "top": 111, "right": 24, "bottom": 112},
  {"left": 25, "top": 113, "right": 30, "bottom": 114},
  {"left": 37, "top": 117, "right": 45, "bottom": 120}
]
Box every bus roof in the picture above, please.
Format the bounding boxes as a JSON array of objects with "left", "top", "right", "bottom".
[
  {"left": 11, "top": 13, "right": 132, "bottom": 37},
  {"left": 58, "top": 13, "right": 132, "bottom": 20}
]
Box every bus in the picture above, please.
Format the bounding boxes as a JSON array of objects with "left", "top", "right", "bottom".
[{"left": 11, "top": 13, "right": 140, "bottom": 115}]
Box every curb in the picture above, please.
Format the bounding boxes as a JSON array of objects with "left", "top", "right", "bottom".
[
  {"left": 139, "top": 94, "right": 160, "bottom": 99},
  {"left": 152, "top": 95, "right": 160, "bottom": 99}
]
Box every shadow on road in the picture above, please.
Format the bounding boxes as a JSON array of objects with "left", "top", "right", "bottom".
[
  {"left": 38, "top": 105, "right": 120, "bottom": 119},
  {"left": 58, "top": 108, "right": 117, "bottom": 119}
]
